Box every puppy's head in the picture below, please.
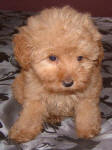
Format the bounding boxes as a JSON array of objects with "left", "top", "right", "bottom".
[{"left": 13, "top": 6, "right": 103, "bottom": 93}]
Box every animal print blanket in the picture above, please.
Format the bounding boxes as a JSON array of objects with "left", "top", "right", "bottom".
[{"left": 0, "top": 10, "right": 112, "bottom": 150}]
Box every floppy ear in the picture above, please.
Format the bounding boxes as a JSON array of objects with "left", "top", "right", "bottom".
[
  {"left": 13, "top": 33, "right": 32, "bottom": 70},
  {"left": 83, "top": 15, "right": 104, "bottom": 65}
]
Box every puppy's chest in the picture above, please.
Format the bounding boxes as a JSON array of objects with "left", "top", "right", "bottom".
[{"left": 45, "top": 94, "right": 77, "bottom": 116}]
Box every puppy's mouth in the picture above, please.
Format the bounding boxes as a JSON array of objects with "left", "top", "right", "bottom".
[{"left": 47, "top": 87, "right": 76, "bottom": 94}]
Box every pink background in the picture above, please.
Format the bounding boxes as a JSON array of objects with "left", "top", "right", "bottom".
[{"left": 0, "top": 0, "right": 112, "bottom": 17}]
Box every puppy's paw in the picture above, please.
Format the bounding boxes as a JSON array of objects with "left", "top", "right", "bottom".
[
  {"left": 9, "top": 125, "right": 42, "bottom": 143},
  {"left": 76, "top": 126, "right": 100, "bottom": 139}
]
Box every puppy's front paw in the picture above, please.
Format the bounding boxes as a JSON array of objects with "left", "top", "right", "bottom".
[
  {"left": 76, "top": 126, "right": 100, "bottom": 139},
  {"left": 9, "top": 125, "right": 42, "bottom": 143}
]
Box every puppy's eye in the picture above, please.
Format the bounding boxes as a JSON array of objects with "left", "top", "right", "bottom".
[
  {"left": 49, "top": 55, "right": 57, "bottom": 61},
  {"left": 77, "top": 56, "right": 83, "bottom": 61}
]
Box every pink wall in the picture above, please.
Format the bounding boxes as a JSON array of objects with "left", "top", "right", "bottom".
[{"left": 0, "top": 0, "right": 112, "bottom": 17}]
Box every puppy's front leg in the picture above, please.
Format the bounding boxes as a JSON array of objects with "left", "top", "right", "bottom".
[
  {"left": 9, "top": 100, "right": 46, "bottom": 143},
  {"left": 75, "top": 99, "right": 101, "bottom": 139}
]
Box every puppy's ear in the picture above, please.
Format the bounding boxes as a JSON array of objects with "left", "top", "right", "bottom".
[
  {"left": 13, "top": 33, "right": 31, "bottom": 70},
  {"left": 83, "top": 15, "right": 104, "bottom": 65},
  {"left": 83, "top": 14, "right": 101, "bottom": 41}
]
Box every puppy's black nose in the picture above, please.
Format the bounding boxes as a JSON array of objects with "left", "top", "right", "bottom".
[{"left": 63, "top": 80, "right": 74, "bottom": 87}]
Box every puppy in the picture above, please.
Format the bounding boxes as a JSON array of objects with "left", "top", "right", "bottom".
[{"left": 9, "top": 6, "right": 103, "bottom": 143}]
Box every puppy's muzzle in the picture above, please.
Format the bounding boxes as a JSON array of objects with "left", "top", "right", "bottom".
[{"left": 62, "top": 80, "right": 74, "bottom": 87}]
